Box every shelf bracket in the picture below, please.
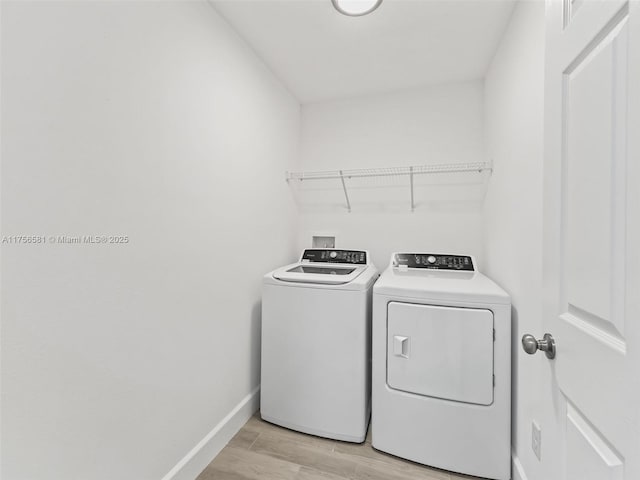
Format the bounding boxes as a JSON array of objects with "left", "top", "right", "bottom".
[
  {"left": 409, "top": 166, "right": 414, "bottom": 212},
  {"left": 339, "top": 170, "right": 352, "bottom": 213}
]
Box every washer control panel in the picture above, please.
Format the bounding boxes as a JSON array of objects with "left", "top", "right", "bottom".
[
  {"left": 301, "top": 249, "right": 367, "bottom": 264},
  {"left": 394, "top": 253, "right": 474, "bottom": 271}
]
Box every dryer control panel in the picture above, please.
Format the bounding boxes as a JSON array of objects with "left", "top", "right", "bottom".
[
  {"left": 301, "top": 249, "right": 367, "bottom": 265},
  {"left": 394, "top": 253, "right": 474, "bottom": 271}
]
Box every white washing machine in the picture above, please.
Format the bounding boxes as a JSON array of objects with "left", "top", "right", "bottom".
[
  {"left": 372, "top": 253, "right": 511, "bottom": 480},
  {"left": 261, "top": 249, "right": 378, "bottom": 442}
]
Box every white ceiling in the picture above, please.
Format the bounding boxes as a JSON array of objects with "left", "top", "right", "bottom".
[{"left": 212, "top": 0, "right": 516, "bottom": 103}]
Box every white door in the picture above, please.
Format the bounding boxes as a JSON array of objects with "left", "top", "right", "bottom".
[{"left": 541, "top": 0, "right": 640, "bottom": 479}]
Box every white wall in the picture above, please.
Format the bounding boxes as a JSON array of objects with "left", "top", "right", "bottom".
[
  {"left": 0, "top": 2, "right": 299, "bottom": 479},
  {"left": 483, "top": 2, "right": 545, "bottom": 480},
  {"left": 296, "top": 82, "right": 486, "bottom": 270}
]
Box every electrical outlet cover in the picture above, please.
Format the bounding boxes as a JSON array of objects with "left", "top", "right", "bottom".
[{"left": 532, "top": 421, "right": 541, "bottom": 460}]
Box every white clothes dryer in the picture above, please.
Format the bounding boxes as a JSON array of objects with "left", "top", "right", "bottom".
[
  {"left": 372, "top": 253, "right": 511, "bottom": 480},
  {"left": 261, "top": 249, "right": 378, "bottom": 442}
]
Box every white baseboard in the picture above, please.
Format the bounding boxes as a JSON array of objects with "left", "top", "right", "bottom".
[
  {"left": 161, "top": 386, "right": 260, "bottom": 480},
  {"left": 512, "top": 449, "right": 529, "bottom": 480}
]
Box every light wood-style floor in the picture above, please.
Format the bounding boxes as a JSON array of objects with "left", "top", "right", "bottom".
[{"left": 197, "top": 413, "right": 484, "bottom": 480}]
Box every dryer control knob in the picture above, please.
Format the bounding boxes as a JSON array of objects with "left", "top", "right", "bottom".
[
  {"left": 329, "top": 251, "right": 338, "bottom": 259},
  {"left": 427, "top": 255, "right": 437, "bottom": 264}
]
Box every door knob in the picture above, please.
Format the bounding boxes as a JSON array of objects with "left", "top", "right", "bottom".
[{"left": 522, "top": 333, "right": 556, "bottom": 359}]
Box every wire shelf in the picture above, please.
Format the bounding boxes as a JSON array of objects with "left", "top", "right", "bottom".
[
  {"left": 286, "top": 161, "right": 491, "bottom": 181},
  {"left": 286, "top": 162, "right": 492, "bottom": 212}
]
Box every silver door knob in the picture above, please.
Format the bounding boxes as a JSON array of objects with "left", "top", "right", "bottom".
[{"left": 522, "top": 333, "right": 556, "bottom": 359}]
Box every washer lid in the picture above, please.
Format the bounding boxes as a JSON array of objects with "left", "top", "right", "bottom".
[{"left": 273, "top": 263, "right": 367, "bottom": 285}]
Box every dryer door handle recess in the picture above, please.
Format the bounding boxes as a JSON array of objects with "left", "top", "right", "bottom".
[{"left": 393, "top": 336, "right": 410, "bottom": 358}]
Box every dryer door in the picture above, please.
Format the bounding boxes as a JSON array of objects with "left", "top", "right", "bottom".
[{"left": 387, "top": 302, "right": 494, "bottom": 406}]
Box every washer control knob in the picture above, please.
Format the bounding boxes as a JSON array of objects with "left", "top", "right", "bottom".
[
  {"left": 427, "top": 255, "right": 437, "bottom": 264},
  {"left": 329, "top": 251, "right": 338, "bottom": 259}
]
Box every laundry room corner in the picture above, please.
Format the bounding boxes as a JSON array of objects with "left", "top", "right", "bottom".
[
  {"left": 482, "top": 2, "right": 546, "bottom": 480},
  {"left": 294, "top": 81, "right": 487, "bottom": 270}
]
